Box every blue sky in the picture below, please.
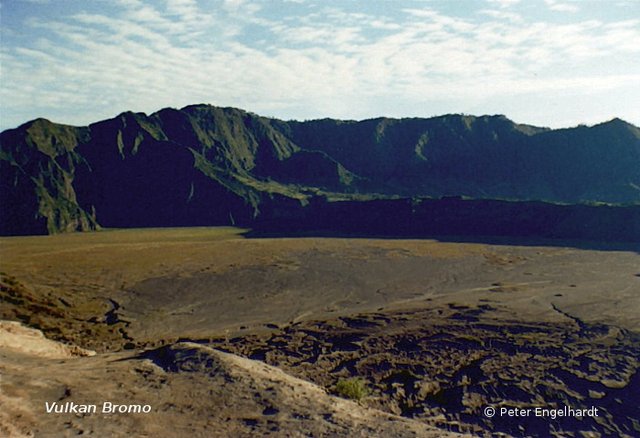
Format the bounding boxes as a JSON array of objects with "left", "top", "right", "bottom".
[{"left": 1, "top": 0, "right": 639, "bottom": 131}]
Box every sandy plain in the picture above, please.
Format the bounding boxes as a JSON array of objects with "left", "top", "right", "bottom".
[{"left": 1, "top": 227, "right": 639, "bottom": 437}]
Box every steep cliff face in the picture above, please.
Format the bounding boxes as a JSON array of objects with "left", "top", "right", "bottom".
[
  {"left": 0, "top": 107, "right": 310, "bottom": 234},
  {"left": 285, "top": 115, "right": 640, "bottom": 202},
  {"left": 0, "top": 119, "right": 98, "bottom": 234},
  {"left": 1, "top": 104, "right": 639, "bottom": 237},
  {"left": 251, "top": 196, "right": 640, "bottom": 243}
]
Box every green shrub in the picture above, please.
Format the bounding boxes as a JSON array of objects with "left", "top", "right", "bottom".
[{"left": 335, "top": 377, "right": 369, "bottom": 401}]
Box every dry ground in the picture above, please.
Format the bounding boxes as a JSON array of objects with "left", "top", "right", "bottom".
[{"left": 1, "top": 227, "right": 639, "bottom": 436}]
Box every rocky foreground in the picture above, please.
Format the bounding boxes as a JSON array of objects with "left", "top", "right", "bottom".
[
  {"left": 1, "top": 321, "right": 461, "bottom": 438},
  {"left": 207, "top": 308, "right": 640, "bottom": 436}
]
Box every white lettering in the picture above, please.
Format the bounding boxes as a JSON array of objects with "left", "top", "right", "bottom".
[
  {"left": 102, "top": 402, "right": 152, "bottom": 414},
  {"left": 45, "top": 402, "right": 97, "bottom": 414},
  {"left": 45, "top": 401, "right": 150, "bottom": 415}
]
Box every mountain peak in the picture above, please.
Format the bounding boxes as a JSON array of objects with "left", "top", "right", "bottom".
[
  {"left": 599, "top": 117, "right": 634, "bottom": 128},
  {"left": 14, "top": 117, "right": 56, "bottom": 131},
  {"left": 591, "top": 117, "right": 640, "bottom": 138}
]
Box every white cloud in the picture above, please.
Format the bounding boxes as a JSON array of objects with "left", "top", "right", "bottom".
[
  {"left": 544, "top": 0, "right": 579, "bottom": 13},
  {"left": 479, "top": 9, "right": 523, "bottom": 23},
  {"left": 1, "top": 0, "right": 639, "bottom": 129},
  {"left": 486, "top": 0, "right": 521, "bottom": 8}
]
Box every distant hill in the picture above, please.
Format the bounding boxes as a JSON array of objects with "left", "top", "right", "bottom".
[{"left": 1, "top": 105, "right": 639, "bottom": 239}]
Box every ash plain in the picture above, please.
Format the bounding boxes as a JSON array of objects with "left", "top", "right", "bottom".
[{"left": 1, "top": 227, "right": 639, "bottom": 437}]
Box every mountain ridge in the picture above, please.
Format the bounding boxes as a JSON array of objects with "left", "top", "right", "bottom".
[{"left": 1, "top": 104, "right": 639, "bottom": 237}]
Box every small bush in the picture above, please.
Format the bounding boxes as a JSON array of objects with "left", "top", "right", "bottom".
[{"left": 335, "top": 377, "right": 369, "bottom": 401}]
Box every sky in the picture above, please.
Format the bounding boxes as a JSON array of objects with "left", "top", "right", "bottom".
[{"left": 1, "top": 0, "right": 639, "bottom": 131}]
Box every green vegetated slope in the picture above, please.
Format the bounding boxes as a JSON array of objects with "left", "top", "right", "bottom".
[{"left": 1, "top": 104, "right": 639, "bottom": 237}]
